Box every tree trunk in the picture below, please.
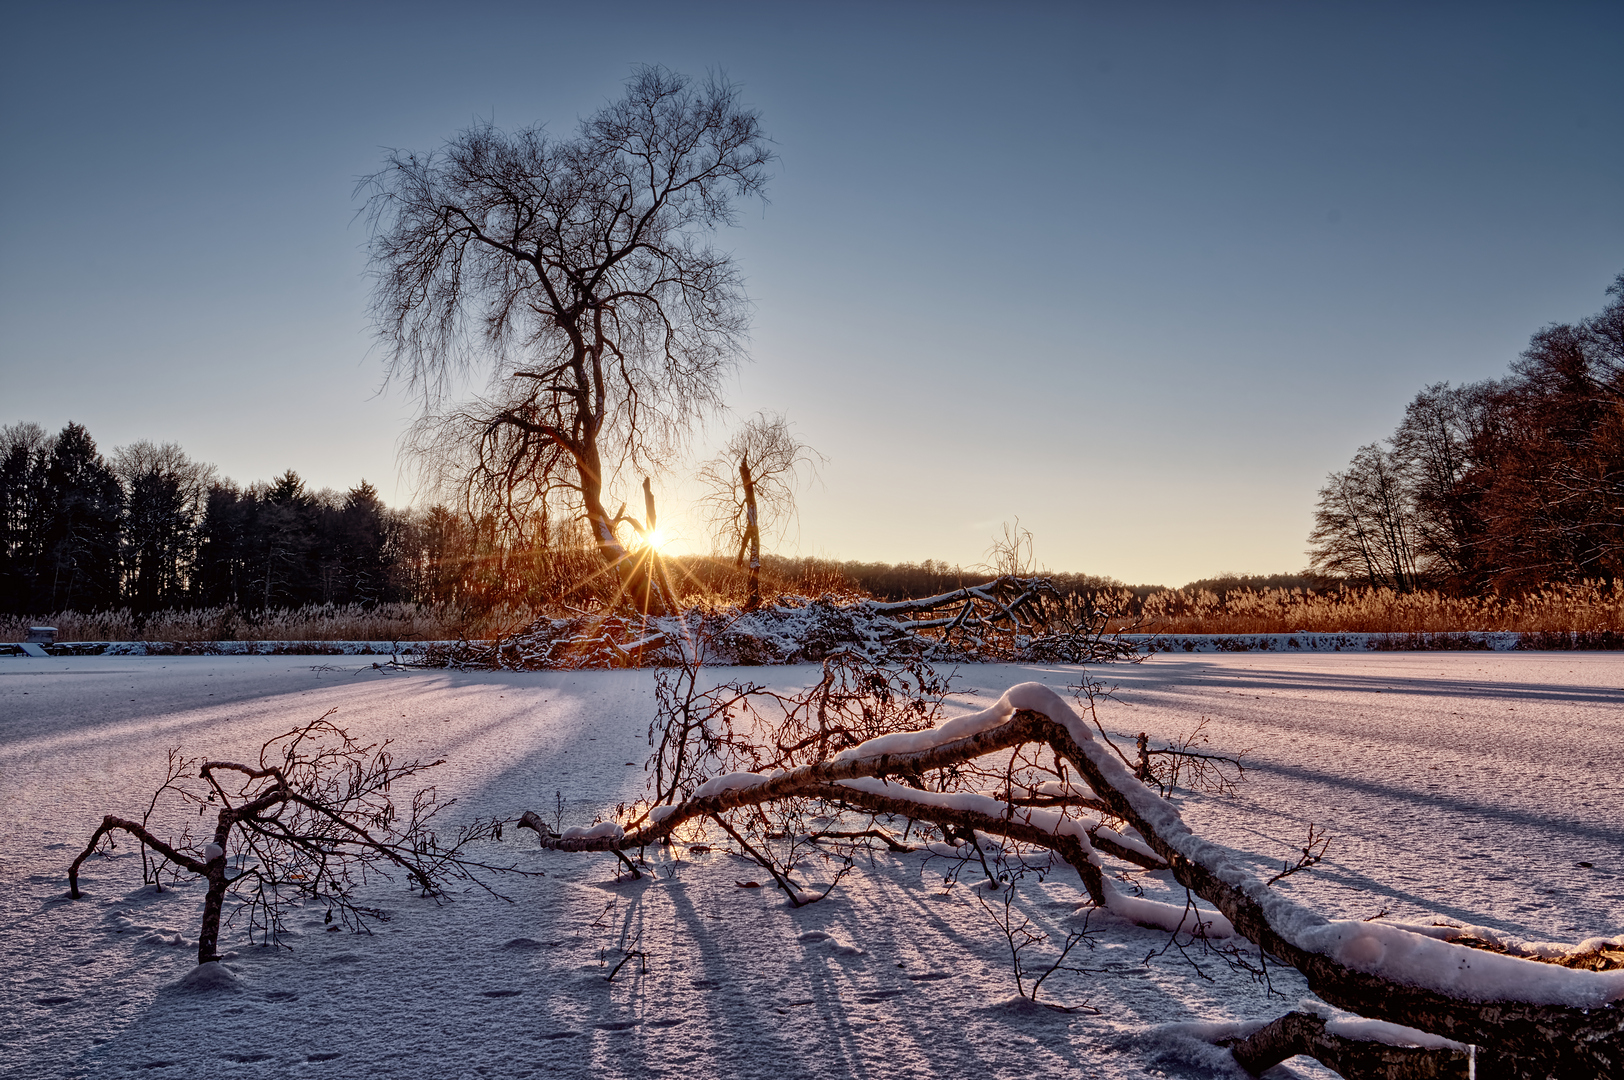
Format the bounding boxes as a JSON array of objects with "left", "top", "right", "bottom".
[
  {"left": 196, "top": 864, "right": 229, "bottom": 964},
  {"left": 1226, "top": 1012, "right": 1472, "bottom": 1078},
  {"left": 579, "top": 456, "right": 666, "bottom": 616},
  {"left": 643, "top": 478, "right": 678, "bottom": 614},
  {"left": 737, "top": 457, "right": 760, "bottom": 610}
]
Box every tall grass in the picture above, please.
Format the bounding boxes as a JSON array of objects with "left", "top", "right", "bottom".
[
  {"left": 0, "top": 556, "right": 862, "bottom": 643},
  {"left": 9, "top": 574, "right": 1620, "bottom": 643},
  {"left": 0, "top": 603, "right": 533, "bottom": 643},
  {"left": 665, "top": 554, "right": 863, "bottom": 608},
  {"left": 1107, "top": 580, "right": 1624, "bottom": 635}
]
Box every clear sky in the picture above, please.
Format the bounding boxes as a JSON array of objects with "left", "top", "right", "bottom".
[{"left": 3, "top": 2, "right": 1620, "bottom": 586}]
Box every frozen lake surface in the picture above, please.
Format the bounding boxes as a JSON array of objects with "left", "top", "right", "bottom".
[{"left": 2, "top": 652, "right": 1620, "bottom": 1079}]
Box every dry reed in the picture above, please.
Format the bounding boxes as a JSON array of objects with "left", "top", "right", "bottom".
[
  {"left": 1109, "top": 580, "right": 1624, "bottom": 636},
  {"left": 0, "top": 603, "right": 537, "bottom": 643}
]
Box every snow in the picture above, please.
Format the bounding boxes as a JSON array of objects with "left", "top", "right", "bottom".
[
  {"left": 557, "top": 823, "right": 625, "bottom": 843},
  {"left": 1, "top": 651, "right": 1621, "bottom": 1079},
  {"left": 1099, "top": 883, "right": 1236, "bottom": 938},
  {"left": 691, "top": 771, "right": 778, "bottom": 799},
  {"left": 1298, "top": 919, "right": 1624, "bottom": 1007},
  {"left": 1320, "top": 1015, "right": 1469, "bottom": 1051}
]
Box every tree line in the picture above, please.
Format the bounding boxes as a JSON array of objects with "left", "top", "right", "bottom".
[
  {"left": 0, "top": 421, "right": 605, "bottom": 619},
  {"left": 1309, "top": 271, "right": 1624, "bottom": 593}
]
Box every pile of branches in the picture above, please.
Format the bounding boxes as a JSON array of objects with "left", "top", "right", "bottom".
[
  {"left": 418, "top": 576, "right": 1137, "bottom": 670},
  {"left": 520, "top": 662, "right": 1623, "bottom": 1079},
  {"left": 866, "top": 575, "right": 1139, "bottom": 662}
]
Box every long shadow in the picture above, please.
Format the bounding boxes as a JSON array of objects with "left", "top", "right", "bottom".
[
  {"left": 1108, "top": 659, "right": 1624, "bottom": 708},
  {"left": 1240, "top": 758, "right": 1624, "bottom": 847}
]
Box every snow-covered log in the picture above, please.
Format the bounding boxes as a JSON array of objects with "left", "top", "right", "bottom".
[
  {"left": 1220, "top": 1011, "right": 1475, "bottom": 1078},
  {"left": 520, "top": 682, "right": 1623, "bottom": 1079}
]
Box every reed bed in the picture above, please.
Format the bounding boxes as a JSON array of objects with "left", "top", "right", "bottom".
[
  {"left": 9, "top": 575, "right": 1621, "bottom": 645},
  {"left": 1105, "top": 580, "right": 1624, "bottom": 636},
  {"left": 0, "top": 603, "right": 540, "bottom": 643}
]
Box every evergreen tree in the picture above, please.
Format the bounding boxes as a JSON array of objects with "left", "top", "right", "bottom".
[
  {"left": 39, "top": 423, "right": 123, "bottom": 611},
  {"left": 0, "top": 423, "right": 53, "bottom": 614}
]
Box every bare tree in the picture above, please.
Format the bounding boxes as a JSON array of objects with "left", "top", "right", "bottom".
[
  {"left": 695, "top": 412, "right": 823, "bottom": 608},
  {"left": 1307, "top": 444, "right": 1424, "bottom": 591},
  {"left": 360, "top": 66, "right": 774, "bottom": 615}
]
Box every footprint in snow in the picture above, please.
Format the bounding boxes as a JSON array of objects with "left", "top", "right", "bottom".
[
  {"left": 33, "top": 996, "right": 75, "bottom": 1007},
  {"left": 307, "top": 1052, "right": 342, "bottom": 1062},
  {"left": 537, "top": 1032, "right": 580, "bottom": 1040},
  {"left": 481, "top": 989, "right": 523, "bottom": 997},
  {"left": 796, "top": 931, "right": 831, "bottom": 943},
  {"left": 645, "top": 1017, "right": 688, "bottom": 1028},
  {"left": 595, "top": 1020, "right": 640, "bottom": 1031},
  {"left": 905, "top": 972, "right": 952, "bottom": 982}
]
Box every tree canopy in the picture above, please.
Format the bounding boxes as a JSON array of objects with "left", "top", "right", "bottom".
[{"left": 360, "top": 66, "right": 774, "bottom": 613}]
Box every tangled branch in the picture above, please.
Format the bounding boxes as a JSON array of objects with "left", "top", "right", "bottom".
[{"left": 68, "top": 711, "right": 536, "bottom": 964}]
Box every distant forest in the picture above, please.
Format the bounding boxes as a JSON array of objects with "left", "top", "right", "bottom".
[
  {"left": 0, "top": 423, "right": 634, "bottom": 618},
  {"left": 1308, "top": 271, "right": 1623, "bottom": 593}
]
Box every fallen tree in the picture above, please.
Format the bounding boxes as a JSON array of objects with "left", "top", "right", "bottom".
[
  {"left": 68, "top": 713, "right": 532, "bottom": 966},
  {"left": 519, "top": 677, "right": 1623, "bottom": 1079}
]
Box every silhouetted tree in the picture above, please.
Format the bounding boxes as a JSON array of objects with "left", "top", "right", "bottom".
[
  {"left": 0, "top": 423, "right": 53, "bottom": 614},
  {"left": 361, "top": 66, "right": 774, "bottom": 615},
  {"left": 39, "top": 423, "right": 123, "bottom": 611},
  {"left": 1312, "top": 271, "right": 1624, "bottom": 593},
  {"left": 113, "top": 441, "right": 215, "bottom": 615},
  {"left": 696, "top": 412, "right": 824, "bottom": 609},
  {"left": 1308, "top": 444, "right": 1423, "bottom": 590}
]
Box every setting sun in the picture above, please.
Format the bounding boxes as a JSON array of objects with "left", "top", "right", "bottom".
[{"left": 642, "top": 526, "right": 670, "bottom": 553}]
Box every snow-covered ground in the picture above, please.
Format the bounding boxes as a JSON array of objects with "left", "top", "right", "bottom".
[{"left": 2, "top": 653, "right": 1620, "bottom": 1079}]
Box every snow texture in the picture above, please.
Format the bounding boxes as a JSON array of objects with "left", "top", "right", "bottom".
[{"left": 1, "top": 651, "right": 1620, "bottom": 1079}]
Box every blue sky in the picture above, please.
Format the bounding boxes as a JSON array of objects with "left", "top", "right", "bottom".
[{"left": 3, "top": 2, "right": 1620, "bottom": 584}]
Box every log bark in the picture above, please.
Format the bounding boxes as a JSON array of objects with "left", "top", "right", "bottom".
[
  {"left": 736, "top": 457, "right": 761, "bottom": 610},
  {"left": 1225, "top": 1012, "right": 1472, "bottom": 1079}
]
